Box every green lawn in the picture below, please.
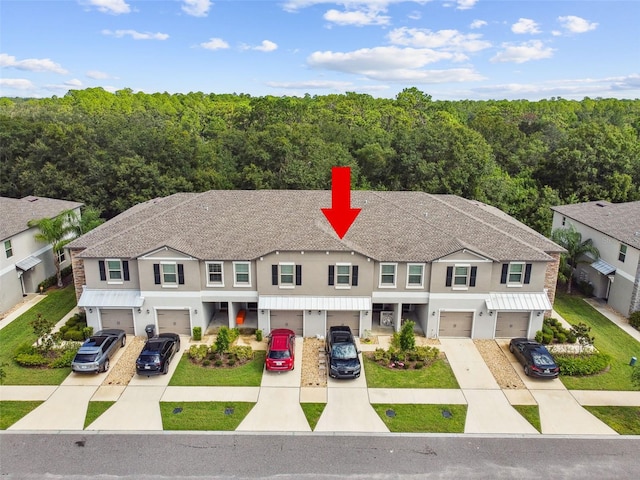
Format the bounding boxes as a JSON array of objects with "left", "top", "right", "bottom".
[
  {"left": 583, "top": 406, "right": 640, "bottom": 435},
  {"left": 84, "top": 401, "right": 115, "bottom": 429},
  {"left": 554, "top": 293, "right": 640, "bottom": 391},
  {"left": 513, "top": 405, "right": 541, "bottom": 432},
  {"left": 372, "top": 404, "right": 466, "bottom": 433},
  {"left": 160, "top": 402, "right": 255, "bottom": 430},
  {"left": 169, "top": 351, "right": 266, "bottom": 386},
  {"left": 300, "top": 402, "right": 326, "bottom": 430},
  {"left": 0, "top": 401, "right": 43, "bottom": 429},
  {"left": 363, "top": 356, "right": 460, "bottom": 389},
  {"left": 0, "top": 286, "right": 77, "bottom": 385}
]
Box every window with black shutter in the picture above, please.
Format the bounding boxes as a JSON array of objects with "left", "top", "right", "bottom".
[
  {"left": 470, "top": 266, "right": 477, "bottom": 287},
  {"left": 153, "top": 264, "right": 161, "bottom": 284},
  {"left": 446, "top": 266, "right": 453, "bottom": 287},
  {"left": 328, "top": 265, "right": 335, "bottom": 286},
  {"left": 352, "top": 265, "right": 358, "bottom": 286},
  {"left": 500, "top": 264, "right": 508, "bottom": 284},
  {"left": 524, "top": 263, "right": 532, "bottom": 284},
  {"left": 272, "top": 265, "right": 278, "bottom": 285},
  {"left": 123, "top": 260, "right": 130, "bottom": 281},
  {"left": 99, "top": 260, "right": 106, "bottom": 281},
  {"left": 178, "top": 264, "right": 185, "bottom": 285},
  {"left": 296, "top": 265, "right": 302, "bottom": 286}
]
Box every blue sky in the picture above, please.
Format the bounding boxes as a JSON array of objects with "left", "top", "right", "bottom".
[{"left": 1, "top": 0, "right": 639, "bottom": 100}]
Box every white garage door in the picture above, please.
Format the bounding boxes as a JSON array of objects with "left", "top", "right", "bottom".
[
  {"left": 438, "top": 312, "right": 473, "bottom": 338},
  {"left": 327, "top": 311, "right": 360, "bottom": 337},
  {"left": 270, "top": 310, "right": 303, "bottom": 336},
  {"left": 100, "top": 309, "right": 134, "bottom": 335},
  {"left": 157, "top": 309, "right": 191, "bottom": 336},
  {"left": 495, "top": 312, "right": 530, "bottom": 338}
]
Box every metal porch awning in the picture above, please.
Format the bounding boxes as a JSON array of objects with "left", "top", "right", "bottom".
[
  {"left": 15, "top": 256, "right": 42, "bottom": 271},
  {"left": 258, "top": 296, "right": 371, "bottom": 311},
  {"left": 78, "top": 289, "right": 144, "bottom": 308},
  {"left": 590, "top": 259, "right": 616, "bottom": 276},
  {"left": 486, "top": 292, "right": 552, "bottom": 311}
]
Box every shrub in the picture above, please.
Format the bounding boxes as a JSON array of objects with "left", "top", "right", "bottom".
[
  {"left": 214, "top": 359, "right": 223, "bottom": 367},
  {"left": 555, "top": 333, "right": 567, "bottom": 344},
  {"left": 535, "top": 330, "right": 543, "bottom": 343},
  {"left": 38, "top": 265, "right": 73, "bottom": 291},
  {"left": 64, "top": 330, "right": 85, "bottom": 342},
  {"left": 188, "top": 344, "right": 209, "bottom": 362},
  {"left": 82, "top": 326, "right": 93, "bottom": 339},
  {"left": 629, "top": 311, "right": 640, "bottom": 331},
  {"left": 229, "top": 327, "right": 240, "bottom": 343},
  {"left": 541, "top": 332, "right": 553, "bottom": 344},
  {"left": 373, "top": 348, "right": 388, "bottom": 363},
  {"left": 192, "top": 326, "right": 202, "bottom": 341},
  {"left": 414, "top": 361, "right": 424, "bottom": 370},
  {"left": 14, "top": 352, "right": 49, "bottom": 367},
  {"left": 227, "top": 359, "right": 236, "bottom": 367},
  {"left": 202, "top": 359, "right": 211, "bottom": 367},
  {"left": 14, "top": 342, "right": 37, "bottom": 357},
  {"left": 554, "top": 352, "right": 611, "bottom": 376},
  {"left": 215, "top": 327, "right": 232, "bottom": 353},
  {"left": 228, "top": 345, "right": 253, "bottom": 361},
  {"left": 399, "top": 320, "right": 416, "bottom": 351},
  {"left": 414, "top": 345, "right": 440, "bottom": 363},
  {"left": 50, "top": 348, "right": 78, "bottom": 368},
  {"left": 255, "top": 329, "right": 263, "bottom": 342}
]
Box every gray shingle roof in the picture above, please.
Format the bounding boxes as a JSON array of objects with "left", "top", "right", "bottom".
[
  {"left": 69, "top": 190, "right": 563, "bottom": 262},
  {"left": 552, "top": 200, "right": 640, "bottom": 249},
  {"left": 0, "top": 196, "right": 84, "bottom": 241}
]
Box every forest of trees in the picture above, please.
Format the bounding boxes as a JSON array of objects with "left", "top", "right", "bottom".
[{"left": 1, "top": 87, "right": 639, "bottom": 236}]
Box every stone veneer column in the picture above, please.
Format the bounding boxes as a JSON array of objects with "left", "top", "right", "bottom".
[
  {"left": 70, "top": 248, "right": 86, "bottom": 307},
  {"left": 544, "top": 253, "right": 561, "bottom": 316},
  {"left": 629, "top": 259, "right": 640, "bottom": 316}
]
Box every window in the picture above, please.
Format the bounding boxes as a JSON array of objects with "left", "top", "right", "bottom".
[
  {"left": 337, "top": 264, "right": 351, "bottom": 285},
  {"left": 280, "top": 264, "right": 294, "bottom": 286},
  {"left": 508, "top": 263, "right": 524, "bottom": 284},
  {"left": 500, "top": 262, "right": 532, "bottom": 286},
  {"left": 328, "top": 264, "right": 358, "bottom": 288},
  {"left": 379, "top": 263, "right": 397, "bottom": 287},
  {"left": 57, "top": 249, "right": 66, "bottom": 264},
  {"left": 234, "top": 261, "right": 251, "bottom": 286},
  {"left": 272, "top": 264, "right": 302, "bottom": 287},
  {"left": 107, "top": 260, "right": 122, "bottom": 282},
  {"left": 99, "top": 260, "right": 130, "bottom": 283},
  {"left": 4, "top": 240, "right": 13, "bottom": 258},
  {"left": 153, "top": 262, "right": 184, "bottom": 287},
  {"left": 407, "top": 263, "right": 424, "bottom": 288},
  {"left": 445, "top": 265, "right": 477, "bottom": 288},
  {"left": 454, "top": 266, "right": 469, "bottom": 286},
  {"left": 619, "top": 244, "right": 627, "bottom": 263},
  {"left": 207, "top": 262, "right": 224, "bottom": 286},
  {"left": 561, "top": 216, "right": 566, "bottom": 226},
  {"left": 162, "top": 263, "right": 178, "bottom": 285}
]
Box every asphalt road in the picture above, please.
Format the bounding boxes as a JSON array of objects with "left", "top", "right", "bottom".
[{"left": 1, "top": 432, "right": 639, "bottom": 479}]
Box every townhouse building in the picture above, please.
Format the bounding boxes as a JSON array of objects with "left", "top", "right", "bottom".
[{"left": 68, "top": 190, "right": 564, "bottom": 339}]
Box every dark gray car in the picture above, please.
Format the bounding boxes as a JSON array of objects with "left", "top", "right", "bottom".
[
  {"left": 71, "top": 329, "right": 126, "bottom": 373},
  {"left": 326, "top": 326, "right": 361, "bottom": 379}
]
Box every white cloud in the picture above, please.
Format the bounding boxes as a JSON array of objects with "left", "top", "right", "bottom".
[
  {"left": 182, "top": 0, "right": 211, "bottom": 17},
  {"left": 558, "top": 15, "right": 598, "bottom": 33},
  {"left": 470, "top": 19, "right": 487, "bottom": 29},
  {"left": 253, "top": 40, "right": 278, "bottom": 52},
  {"left": 86, "top": 70, "right": 111, "bottom": 79},
  {"left": 0, "top": 53, "right": 68, "bottom": 74},
  {"left": 408, "top": 10, "right": 421, "bottom": 20},
  {"left": 102, "top": 29, "right": 169, "bottom": 40},
  {"left": 83, "top": 0, "right": 131, "bottom": 14},
  {"left": 512, "top": 18, "right": 540, "bottom": 34},
  {"left": 65, "top": 78, "right": 83, "bottom": 87},
  {"left": 324, "top": 7, "right": 390, "bottom": 26},
  {"left": 388, "top": 27, "right": 491, "bottom": 53},
  {"left": 491, "top": 40, "right": 554, "bottom": 63},
  {"left": 455, "top": 0, "right": 478, "bottom": 10},
  {"left": 266, "top": 79, "right": 353, "bottom": 90},
  {"left": 200, "top": 38, "right": 230, "bottom": 50},
  {"left": 0, "top": 78, "right": 36, "bottom": 90}
]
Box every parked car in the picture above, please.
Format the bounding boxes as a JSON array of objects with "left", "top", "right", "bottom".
[
  {"left": 326, "top": 326, "right": 361, "bottom": 379},
  {"left": 266, "top": 328, "right": 296, "bottom": 371},
  {"left": 509, "top": 338, "right": 560, "bottom": 379},
  {"left": 71, "top": 329, "right": 126, "bottom": 373},
  {"left": 136, "top": 333, "right": 181, "bottom": 376}
]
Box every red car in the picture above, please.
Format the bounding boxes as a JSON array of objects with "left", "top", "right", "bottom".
[{"left": 266, "top": 328, "right": 295, "bottom": 371}]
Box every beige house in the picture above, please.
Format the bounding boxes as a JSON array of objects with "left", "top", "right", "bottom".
[
  {"left": 68, "top": 190, "right": 563, "bottom": 339},
  {"left": 551, "top": 200, "right": 640, "bottom": 317},
  {"left": 0, "top": 196, "right": 83, "bottom": 314}
]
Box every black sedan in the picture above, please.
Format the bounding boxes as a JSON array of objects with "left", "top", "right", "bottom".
[
  {"left": 136, "top": 333, "right": 181, "bottom": 376},
  {"left": 509, "top": 338, "right": 560, "bottom": 379}
]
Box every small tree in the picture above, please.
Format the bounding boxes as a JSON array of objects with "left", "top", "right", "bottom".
[
  {"left": 214, "top": 326, "right": 231, "bottom": 355},
  {"left": 399, "top": 320, "right": 416, "bottom": 352},
  {"left": 570, "top": 322, "right": 595, "bottom": 353},
  {"left": 31, "top": 314, "right": 55, "bottom": 352},
  {"left": 550, "top": 225, "right": 599, "bottom": 294}
]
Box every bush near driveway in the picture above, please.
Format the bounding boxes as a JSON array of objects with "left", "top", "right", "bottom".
[{"left": 169, "top": 351, "right": 266, "bottom": 386}]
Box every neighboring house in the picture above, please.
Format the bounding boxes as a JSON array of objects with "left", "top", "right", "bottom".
[
  {"left": 0, "top": 196, "right": 84, "bottom": 314},
  {"left": 551, "top": 200, "right": 640, "bottom": 317},
  {"left": 68, "top": 190, "right": 564, "bottom": 339}
]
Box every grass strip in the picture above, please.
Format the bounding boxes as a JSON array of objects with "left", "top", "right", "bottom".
[
  {"left": 84, "top": 401, "right": 115, "bottom": 429},
  {"left": 372, "top": 404, "right": 466, "bottom": 433},
  {"left": 363, "top": 356, "right": 459, "bottom": 389},
  {"left": 0, "top": 401, "right": 43, "bottom": 429},
  {"left": 512, "top": 404, "right": 541, "bottom": 432},
  {"left": 584, "top": 406, "right": 640, "bottom": 435},
  {"left": 300, "top": 402, "right": 326, "bottom": 430},
  {"left": 169, "top": 351, "right": 266, "bottom": 386},
  {"left": 160, "top": 402, "right": 255, "bottom": 430}
]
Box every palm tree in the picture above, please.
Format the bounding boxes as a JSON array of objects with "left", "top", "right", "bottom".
[
  {"left": 551, "top": 224, "right": 600, "bottom": 294},
  {"left": 27, "top": 209, "right": 80, "bottom": 288}
]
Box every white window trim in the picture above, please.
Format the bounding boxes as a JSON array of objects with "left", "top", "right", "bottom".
[
  {"left": 335, "top": 262, "right": 351, "bottom": 290},
  {"left": 279, "top": 262, "right": 295, "bottom": 289},
  {"left": 619, "top": 244, "right": 627, "bottom": 263},
  {"left": 57, "top": 249, "right": 66, "bottom": 264},
  {"left": 161, "top": 261, "right": 178, "bottom": 288},
  {"left": 233, "top": 261, "right": 252, "bottom": 287},
  {"left": 406, "top": 263, "right": 425, "bottom": 289},
  {"left": 379, "top": 262, "right": 397, "bottom": 288},
  {"left": 106, "top": 258, "right": 123, "bottom": 285},
  {"left": 206, "top": 261, "right": 224, "bottom": 287},
  {"left": 5, "top": 240, "right": 13, "bottom": 258},
  {"left": 452, "top": 264, "right": 470, "bottom": 290},
  {"left": 507, "top": 262, "right": 525, "bottom": 287}
]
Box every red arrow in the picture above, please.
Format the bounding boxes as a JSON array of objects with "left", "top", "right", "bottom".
[{"left": 321, "top": 166, "right": 361, "bottom": 239}]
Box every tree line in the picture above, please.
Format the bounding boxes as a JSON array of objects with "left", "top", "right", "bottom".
[{"left": 1, "top": 87, "right": 639, "bottom": 235}]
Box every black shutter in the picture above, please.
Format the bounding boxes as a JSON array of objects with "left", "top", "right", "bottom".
[
  {"left": 272, "top": 265, "right": 278, "bottom": 285},
  {"left": 352, "top": 265, "right": 359, "bottom": 286},
  {"left": 500, "top": 264, "right": 508, "bottom": 284},
  {"left": 446, "top": 266, "right": 453, "bottom": 287},
  {"left": 296, "top": 265, "right": 302, "bottom": 286},
  {"left": 178, "top": 264, "right": 185, "bottom": 284},
  {"left": 470, "top": 266, "right": 477, "bottom": 287},
  {"left": 99, "top": 260, "right": 106, "bottom": 281},
  {"left": 153, "top": 264, "right": 161, "bottom": 284},
  {"left": 524, "top": 263, "right": 532, "bottom": 284},
  {"left": 328, "top": 265, "right": 335, "bottom": 286},
  {"left": 123, "top": 261, "right": 130, "bottom": 281}
]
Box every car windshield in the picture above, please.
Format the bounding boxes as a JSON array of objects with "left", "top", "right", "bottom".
[
  {"left": 268, "top": 350, "right": 291, "bottom": 359},
  {"left": 138, "top": 354, "right": 160, "bottom": 363},
  {"left": 532, "top": 352, "right": 555, "bottom": 366},
  {"left": 332, "top": 343, "right": 358, "bottom": 360},
  {"left": 74, "top": 354, "right": 98, "bottom": 363}
]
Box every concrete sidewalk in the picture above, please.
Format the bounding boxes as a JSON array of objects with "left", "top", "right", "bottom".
[{"left": 0, "top": 294, "right": 46, "bottom": 330}]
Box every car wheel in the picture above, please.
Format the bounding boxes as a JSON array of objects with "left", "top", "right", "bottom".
[
  {"left": 509, "top": 343, "right": 514, "bottom": 353},
  {"left": 163, "top": 361, "right": 169, "bottom": 375},
  {"left": 121, "top": 336, "right": 126, "bottom": 348},
  {"left": 524, "top": 365, "right": 530, "bottom": 376},
  {"left": 103, "top": 359, "right": 110, "bottom": 373}
]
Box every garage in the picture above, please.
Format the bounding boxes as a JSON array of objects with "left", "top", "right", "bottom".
[
  {"left": 438, "top": 311, "right": 473, "bottom": 337},
  {"left": 157, "top": 309, "right": 191, "bottom": 336},
  {"left": 495, "top": 312, "right": 530, "bottom": 338},
  {"left": 100, "top": 309, "right": 135, "bottom": 335},
  {"left": 270, "top": 310, "right": 303, "bottom": 336},
  {"left": 327, "top": 311, "right": 360, "bottom": 337}
]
